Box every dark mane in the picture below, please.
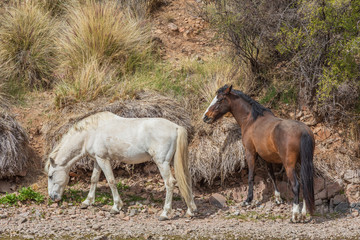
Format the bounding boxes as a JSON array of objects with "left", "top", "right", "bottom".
[{"left": 217, "top": 85, "right": 273, "bottom": 120}]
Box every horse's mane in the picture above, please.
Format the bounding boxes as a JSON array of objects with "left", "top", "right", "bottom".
[
  {"left": 217, "top": 85, "right": 273, "bottom": 120},
  {"left": 45, "top": 111, "right": 116, "bottom": 170}
]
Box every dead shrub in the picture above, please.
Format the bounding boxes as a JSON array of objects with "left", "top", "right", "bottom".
[
  {"left": 189, "top": 117, "right": 245, "bottom": 184},
  {"left": 0, "top": 111, "right": 32, "bottom": 178}
]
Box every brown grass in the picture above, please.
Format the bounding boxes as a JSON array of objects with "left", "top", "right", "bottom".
[
  {"left": 0, "top": 1, "right": 57, "bottom": 89},
  {"left": 189, "top": 117, "right": 246, "bottom": 184},
  {"left": 0, "top": 110, "right": 32, "bottom": 179}
]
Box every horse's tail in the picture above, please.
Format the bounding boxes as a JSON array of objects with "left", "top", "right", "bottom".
[
  {"left": 300, "top": 132, "right": 315, "bottom": 215},
  {"left": 173, "top": 126, "right": 194, "bottom": 209}
]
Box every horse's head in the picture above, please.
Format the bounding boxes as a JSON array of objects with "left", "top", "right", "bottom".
[
  {"left": 45, "top": 157, "right": 70, "bottom": 202},
  {"left": 203, "top": 84, "right": 232, "bottom": 124}
]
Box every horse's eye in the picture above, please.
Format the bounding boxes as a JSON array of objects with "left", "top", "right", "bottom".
[{"left": 49, "top": 175, "right": 53, "bottom": 180}]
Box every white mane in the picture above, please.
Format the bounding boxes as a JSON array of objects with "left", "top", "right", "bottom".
[{"left": 46, "top": 111, "right": 116, "bottom": 169}]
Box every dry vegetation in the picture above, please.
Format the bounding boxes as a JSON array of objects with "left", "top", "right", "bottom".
[
  {"left": 0, "top": 110, "right": 32, "bottom": 178},
  {"left": 0, "top": 1, "right": 57, "bottom": 90}
]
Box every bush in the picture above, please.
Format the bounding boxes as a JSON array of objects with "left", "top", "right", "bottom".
[
  {"left": 56, "top": 0, "right": 152, "bottom": 78},
  {"left": 0, "top": 187, "right": 44, "bottom": 206},
  {"left": 0, "top": 1, "right": 58, "bottom": 90}
]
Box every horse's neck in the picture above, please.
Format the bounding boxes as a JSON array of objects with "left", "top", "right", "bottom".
[
  {"left": 230, "top": 97, "right": 253, "bottom": 130},
  {"left": 55, "top": 131, "right": 87, "bottom": 167}
]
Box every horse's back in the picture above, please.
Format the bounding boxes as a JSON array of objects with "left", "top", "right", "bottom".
[
  {"left": 251, "top": 115, "right": 313, "bottom": 163},
  {"left": 86, "top": 117, "right": 181, "bottom": 163}
]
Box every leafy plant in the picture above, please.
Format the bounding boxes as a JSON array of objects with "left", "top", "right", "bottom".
[{"left": 0, "top": 187, "right": 45, "bottom": 206}]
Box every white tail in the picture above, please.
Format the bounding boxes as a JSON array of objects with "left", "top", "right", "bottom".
[{"left": 173, "top": 126, "right": 194, "bottom": 209}]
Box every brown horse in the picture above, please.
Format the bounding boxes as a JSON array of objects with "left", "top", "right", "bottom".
[{"left": 203, "top": 84, "right": 315, "bottom": 222}]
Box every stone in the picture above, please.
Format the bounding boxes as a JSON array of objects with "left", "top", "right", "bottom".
[
  {"left": 209, "top": 193, "right": 227, "bottom": 208},
  {"left": 351, "top": 210, "right": 359, "bottom": 217},
  {"left": 346, "top": 184, "right": 360, "bottom": 203},
  {"left": 314, "top": 177, "right": 325, "bottom": 194},
  {"left": 168, "top": 23, "right": 178, "bottom": 31},
  {"left": 92, "top": 224, "right": 102, "bottom": 231},
  {"left": 315, "top": 189, "right": 327, "bottom": 200},
  {"left": 129, "top": 209, "right": 137, "bottom": 217},
  {"left": 343, "top": 170, "right": 360, "bottom": 184},
  {"left": 326, "top": 182, "right": 343, "bottom": 198},
  {"left": 0, "top": 181, "right": 16, "bottom": 193},
  {"left": 333, "top": 194, "right": 347, "bottom": 205},
  {"left": 334, "top": 202, "right": 350, "bottom": 213}
]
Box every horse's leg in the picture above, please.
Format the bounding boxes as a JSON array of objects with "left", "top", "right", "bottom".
[
  {"left": 156, "top": 160, "right": 176, "bottom": 221},
  {"left": 81, "top": 161, "right": 101, "bottom": 209},
  {"left": 266, "top": 162, "right": 283, "bottom": 205},
  {"left": 285, "top": 165, "right": 300, "bottom": 223},
  {"left": 242, "top": 149, "right": 256, "bottom": 206},
  {"left": 95, "top": 156, "right": 123, "bottom": 214}
]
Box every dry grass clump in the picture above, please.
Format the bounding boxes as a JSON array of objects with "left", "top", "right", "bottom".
[
  {"left": 43, "top": 91, "right": 192, "bottom": 171},
  {"left": 0, "top": 111, "right": 32, "bottom": 178},
  {"left": 56, "top": 0, "right": 152, "bottom": 77},
  {"left": 54, "top": 0, "right": 153, "bottom": 104},
  {"left": 189, "top": 117, "right": 245, "bottom": 185},
  {"left": 55, "top": 59, "right": 117, "bottom": 108},
  {"left": 0, "top": 1, "right": 57, "bottom": 90}
]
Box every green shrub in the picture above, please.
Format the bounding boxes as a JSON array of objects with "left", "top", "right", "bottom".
[
  {"left": 0, "top": 1, "right": 58, "bottom": 91},
  {"left": 0, "top": 187, "right": 45, "bottom": 206}
]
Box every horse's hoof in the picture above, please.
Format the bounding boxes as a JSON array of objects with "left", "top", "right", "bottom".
[
  {"left": 110, "top": 209, "right": 120, "bottom": 215},
  {"left": 241, "top": 201, "right": 250, "bottom": 207},
  {"left": 80, "top": 203, "right": 89, "bottom": 209},
  {"left": 275, "top": 199, "right": 284, "bottom": 205},
  {"left": 158, "top": 215, "right": 169, "bottom": 221}
]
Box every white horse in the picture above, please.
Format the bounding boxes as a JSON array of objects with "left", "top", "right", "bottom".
[{"left": 45, "top": 111, "right": 197, "bottom": 220}]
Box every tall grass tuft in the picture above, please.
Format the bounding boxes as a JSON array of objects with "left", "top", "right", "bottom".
[
  {"left": 55, "top": 59, "right": 117, "bottom": 108},
  {"left": 54, "top": 0, "right": 153, "bottom": 105},
  {"left": 0, "top": 1, "right": 58, "bottom": 90},
  {"left": 57, "top": 0, "right": 152, "bottom": 77}
]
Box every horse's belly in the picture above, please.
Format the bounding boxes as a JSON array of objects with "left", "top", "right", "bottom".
[
  {"left": 258, "top": 151, "right": 282, "bottom": 164},
  {"left": 120, "top": 153, "right": 152, "bottom": 164}
]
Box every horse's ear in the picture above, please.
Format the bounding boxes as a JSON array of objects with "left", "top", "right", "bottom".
[{"left": 224, "top": 85, "right": 232, "bottom": 94}]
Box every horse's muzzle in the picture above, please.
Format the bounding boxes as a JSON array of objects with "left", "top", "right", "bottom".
[
  {"left": 203, "top": 115, "right": 213, "bottom": 124},
  {"left": 50, "top": 193, "right": 61, "bottom": 202}
]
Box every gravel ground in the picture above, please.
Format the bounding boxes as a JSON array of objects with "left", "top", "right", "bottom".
[{"left": 1, "top": 199, "right": 359, "bottom": 240}]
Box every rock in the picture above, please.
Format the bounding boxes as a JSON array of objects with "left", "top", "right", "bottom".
[
  {"left": 168, "top": 23, "right": 178, "bottom": 31},
  {"left": 118, "top": 211, "right": 125, "bottom": 219},
  {"left": 19, "top": 217, "right": 28, "bottom": 224},
  {"left": 334, "top": 202, "right": 350, "bottom": 213},
  {"left": 129, "top": 209, "right": 138, "bottom": 217},
  {"left": 345, "top": 184, "right": 360, "bottom": 203},
  {"left": 315, "top": 189, "right": 327, "bottom": 200},
  {"left": 0, "top": 180, "right": 16, "bottom": 193},
  {"left": 92, "top": 224, "right": 102, "bottom": 231},
  {"left": 343, "top": 170, "right": 360, "bottom": 184},
  {"left": 122, "top": 216, "right": 130, "bottom": 221},
  {"left": 326, "top": 182, "right": 343, "bottom": 198},
  {"left": 0, "top": 214, "right": 7, "bottom": 219},
  {"left": 209, "top": 193, "right": 227, "bottom": 208},
  {"left": 314, "top": 177, "right": 325, "bottom": 194},
  {"left": 315, "top": 199, "right": 323, "bottom": 206},
  {"left": 351, "top": 210, "right": 359, "bottom": 217},
  {"left": 333, "top": 194, "right": 347, "bottom": 205}
]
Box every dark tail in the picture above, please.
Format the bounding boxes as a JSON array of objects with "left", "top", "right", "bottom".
[{"left": 300, "top": 132, "right": 315, "bottom": 215}]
